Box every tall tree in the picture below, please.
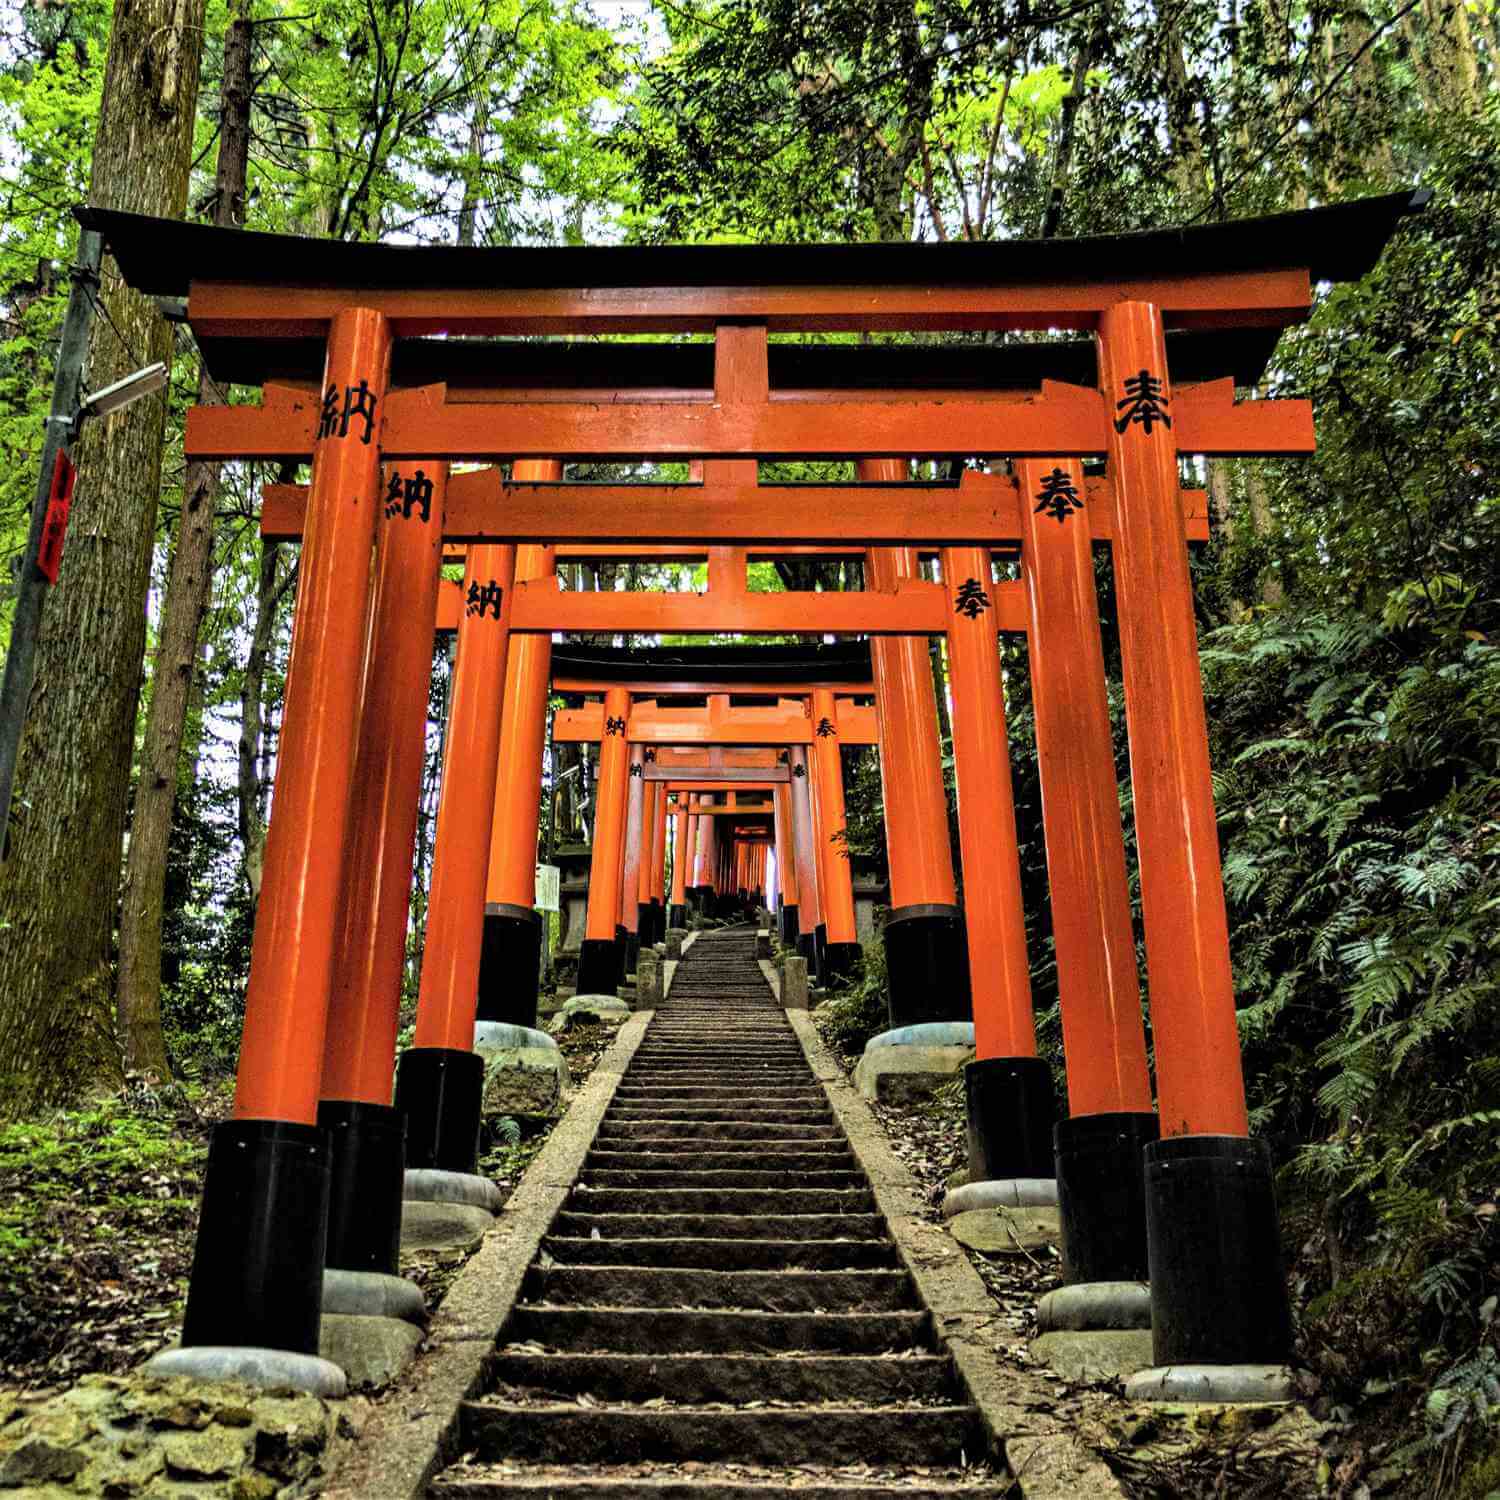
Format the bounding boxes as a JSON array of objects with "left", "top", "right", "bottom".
[
  {"left": 115, "top": 0, "right": 253, "bottom": 1079},
  {"left": 0, "top": 0, "right": 208, "bottom": 1114}
]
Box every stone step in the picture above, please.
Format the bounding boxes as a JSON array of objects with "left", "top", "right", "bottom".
[
  {"left": 458, "top": 1403, "right": 981, "bottom": 1467},
  {"left": 585, "top": 1149, "right": 851, "bottom": 1169},
  {"left": 487, "top": 1351, "right": 956, "bottom": 1406},
  {"left": 594, "top": 1121, "right": 843, "bottom": 1142},
  {"left": 504, "top": 1306, "right": 928, "bottom": 1355},
  {"left": 550, "top": 1211, "right": 888, "bottom": 1242},
  {"left": 523, "top": 1266, "right": 916, "bottom": 1313},
  {"left": 610, "top": 1087, "right": 827, "bottom": 1102},
  {"left": 582, "top": 1168, "right": 864, "bottom": 1189},
  {"left": 605, "top": 1107, "right": 833, "bottom": 1124},
  {"left": 431, "top": 1469, "right": 1012, "bottom": 1499},
  {"left": 541, "top": 1237, "right": 900, "bottom": 1270},
  {"left": 590, "top": 1135, "right": 849, "bottom": 1156},
  {"left": 570, "top": 1186, "right": 874, "bottom": 1214}
]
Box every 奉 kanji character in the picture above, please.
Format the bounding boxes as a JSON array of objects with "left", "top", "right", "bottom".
[
  {"left": 815, "top": 717, "right": 836, "bottom": 737},
  {"left": 953, "top": 577, "right": 991, "bottom": 618},
  {"left": 1113, "top": 369, "right": 1171, "bottom": 435},
  {"left": 1033, "top": 467, "right": 1084, "bottom": 524}
]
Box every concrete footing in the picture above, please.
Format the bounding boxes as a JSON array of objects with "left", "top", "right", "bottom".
[
  {"left": 1033, "top": 1330, "right": 1156, "bottom": 1385},
  {"left": 1037, "top": 1281, "right": 1152, "bottom": 1332},
  {"left": 941, "top": 1176, "right": 1059, "bottom": 1218},
  {"left": 473, "top": 1021, "right": 558, "bottom": 1053},
  {"left": 853, "top": 1022, "right": 975, "bottom": 1103},
  {"left": 319, "top": 1313, "right": 425, "bottom": 1391},
  {"left": 321, "top": 1269, "right": 426, "bottom": 1325},
  {"left": 1124, "top": 1364, "right": 1296, "bottom": 1404},
  {"left": 549, "top": 994, "right": 632, "bottom": 1032},
  {"left": 404, "top": 1168, "right": 503, "bottom": 1212},
  {"left": 142, "top": 1346, "right": 347, "bottom": 1398}
]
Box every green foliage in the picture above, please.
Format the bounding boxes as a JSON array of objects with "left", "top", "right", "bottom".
[{"left": 812, "top": 938, "right": 889, "bottom": 1059}]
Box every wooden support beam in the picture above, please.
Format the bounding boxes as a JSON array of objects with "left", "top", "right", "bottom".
[
  {"left": 262, "top": 469, "right": 1213, "bottom": 546},
  {"left": 186, "top": 266, "right": 1311, "bottom": 338},
  {"left": 647, "top": 765, "right": 789, "bottom": 783},
  {"left": 554, "top": 701, "right": 878, "bottom": 746}
]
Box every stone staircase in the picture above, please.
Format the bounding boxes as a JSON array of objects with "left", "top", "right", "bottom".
[{"left": 428, "top": 926, "right": 1008, "bottom": 1497}]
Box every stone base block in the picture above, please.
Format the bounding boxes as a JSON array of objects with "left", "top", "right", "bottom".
[
  {"left": 948, "top": 1205, "right": 1061, "bottom": 1255},
  {"left": 403, "top": 1168, "right": 503, "bottom": 1212},
  {"left": 548, "top": 994, "right": 632, "bottom": 1032},
  {"left": 1124, "top": 1365, "right": 1296, "bottom": 1404},
  {"left": 1038, "top": 1281, "right": 1151, "bottom": 1333},
  {"left": 318, "top": 1313, "right": 424, "bottom": 1391},
  {"left": 321, "top": 1269, "right": 426, "bottom": 1325},
  {"left": 1034, "top": 1329, "right": 1156, "bottom": 1385},
  {"left": 942, "top": 1176, "right": 1058, "bottom": 1217},
  {"left": 475, "top": 1024, "right": 570, "bottom": 1118},
  {"left": 141, "top": 1347, "right": 346, "bottom": 1398},
  {"left": 755, "top": 929, "right": 772, "bottom": 959},
  {"left": 398, "top": 1200, "right": 495, "bottom": 1252},
  {"left": 780, "top": 955, "right": 810, "bottom": 1009},
  {"left": 853, "top": 1040, "right": 974, "bottom": 1103}
]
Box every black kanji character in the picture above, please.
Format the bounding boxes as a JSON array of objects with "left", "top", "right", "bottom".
[
  {"left": 465, "top": 578, "right": 504, "bottom": 619},
  {"left": 644, "top": 748, "right": 657, "bottom": 762},
  {"left": 318, "top": 380, "right": 379, "bottom": 444},
  {"left": 792, "top": 763, "right": 806, "bottom": 777},
  {"left": 630, "top": 763, "right": 643, "bottom": 777},
  {"left": 318, "top": 383, "right": 341, "bottom": 440},
  {"left": 340, "top": 380, "right": 378, "bottom": 444},
  {"left": 605, "top": 715, "right": 627, "bottom": 737},
  {"left": 815, "top": 717, "right": 836, "bottom": 738},
  {"left": 382, "top": 467, "right": 433, "bottom": 522},
  {"left": 954, "top": 577, "right": 991, "bottom": 618},
  {"left": 1114, "top": 369, "right": 1171, "bottom": 435},
  {"left": 1033, "top": 467, "right": 1084, "bottom": 524}
]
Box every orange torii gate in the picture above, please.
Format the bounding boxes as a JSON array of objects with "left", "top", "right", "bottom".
[
  {"left": 552, "top": 684, "right": 871, "bottom": 984},
  {"left": 84, "top": 191, "right": 1421, "bottom": 1394}
]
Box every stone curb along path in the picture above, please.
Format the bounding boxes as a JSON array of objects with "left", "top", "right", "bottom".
[
  {"left": 324, "top": 929, "right": 1124, "bottom": 1499},
  {"left": 784, "top": 1009, "right": 1126, "bottom": 1500},
  {"left": 321, "top": 1009, "right": 654, "bottom": 1500}
]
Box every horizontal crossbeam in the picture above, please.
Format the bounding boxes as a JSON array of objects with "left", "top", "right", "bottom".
[
  {"left": 649, "top": 766, "right": 789, "bottom": 783},
  {"left": 264, "top": 469, "right": 1213, "bottom": 546},
  {"left": 554, "top": 702, "right": 878, "bottom": 746},
  {"left": 194, "top": 379, "right": 1312, "bottom": 463},
  {"left": 185, "top": 268, "right": 1312, "bottom": 339}
]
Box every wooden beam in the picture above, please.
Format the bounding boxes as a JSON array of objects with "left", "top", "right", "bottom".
[
  {"left": 262, "top": 469, "right": 1213, "bottom": 546},
  {"left": 647, "top": 765, "right": 789, "bottom": 783},
  {"left": 555, "top": 701, "right": 879, "bottom": 746},
  {"left": 186, "top": 267, "right": 1311, "bottom": 338}
]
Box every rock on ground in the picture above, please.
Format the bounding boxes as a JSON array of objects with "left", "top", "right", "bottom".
[{"left": 0, "top": 1372, "right": 354, "bottom": 1498}]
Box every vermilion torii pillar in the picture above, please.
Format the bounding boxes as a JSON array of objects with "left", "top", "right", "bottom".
[
  {"left": 619, "top": 741, "right": 647, "bottom": 975},
  {"left": 773, "top": 781, "right": 800, "bottom": 945},
  {"left": 317, "top": 461, "right": 446, "bottom": 1289},
  {"left": 809, "top": 688, "right": 861, "bottom": 983},
  {"left": 669, "top": 798, "right": 690, "bottom": 928},
  {"left": 181, "top": 306, "right": 392, "bottom": 1372},
  {"left": 577, "top": 688, "right": 630, "bottom": 995},
  {"left": 786, "top": 745, "right": 823, "bottom": 977},
  {"left": 479, "top": 459, "right": 564, "bottom": 1031},
  {"left": 1099, "top": 302, "right": 1292, "bottom": 1367},
  {"left": 940, "top": 543, "right": 1055, "bottom": 1185},
  {"left": 1019, "top": 455, "right": 1157, "bottom": 1287},
  {"left": 861, "top": 461, "right": 969, "bottom": 1027},
  {"left": 396, "top": 539, "right": 517, "bottom": 1175}
]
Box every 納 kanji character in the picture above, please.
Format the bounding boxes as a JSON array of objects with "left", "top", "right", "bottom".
[
  {"left": 604, "top": 715, "right": 626, "bottom": 737},
  {"left": 465, "top": 578, "right": 504, "bottom": 619},
  {"left": 384, "top": 468, "right": 434, "bottom": 522}
]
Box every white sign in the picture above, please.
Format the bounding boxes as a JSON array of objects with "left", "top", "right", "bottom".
[{"left": 534, "top": 863, "right": 561, "bottom": 913}]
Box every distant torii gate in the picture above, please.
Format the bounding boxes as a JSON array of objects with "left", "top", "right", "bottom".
[{"left": 84, "top": 190, "right": 1421, "bottom": 1391}]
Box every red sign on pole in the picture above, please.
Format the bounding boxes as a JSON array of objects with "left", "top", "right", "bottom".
[{"left": 37, "top": 449, "right": 76, "bottom": 584}]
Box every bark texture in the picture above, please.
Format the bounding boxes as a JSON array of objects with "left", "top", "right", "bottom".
[
  {"left": 0, "top": 0, "right": 207, "bottom": 1115},
  {"left": 116, "top": 0, "right": 252, "bottom": 1077}
]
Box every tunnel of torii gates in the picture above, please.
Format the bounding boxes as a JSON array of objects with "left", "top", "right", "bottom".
[{"left": 81, "top": 190, "right": 1420, "bottom": 1387}]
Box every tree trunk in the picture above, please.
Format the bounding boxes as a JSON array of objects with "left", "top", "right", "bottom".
[
  {"left": 238, "top": 532, "right": 295, "bottom": 908},
  {"left": 115, "top": 0, "right": 252, "bottom": 1077},
  {"left": 0, "top": 0, "right": 208, "bottom": 1117}
]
